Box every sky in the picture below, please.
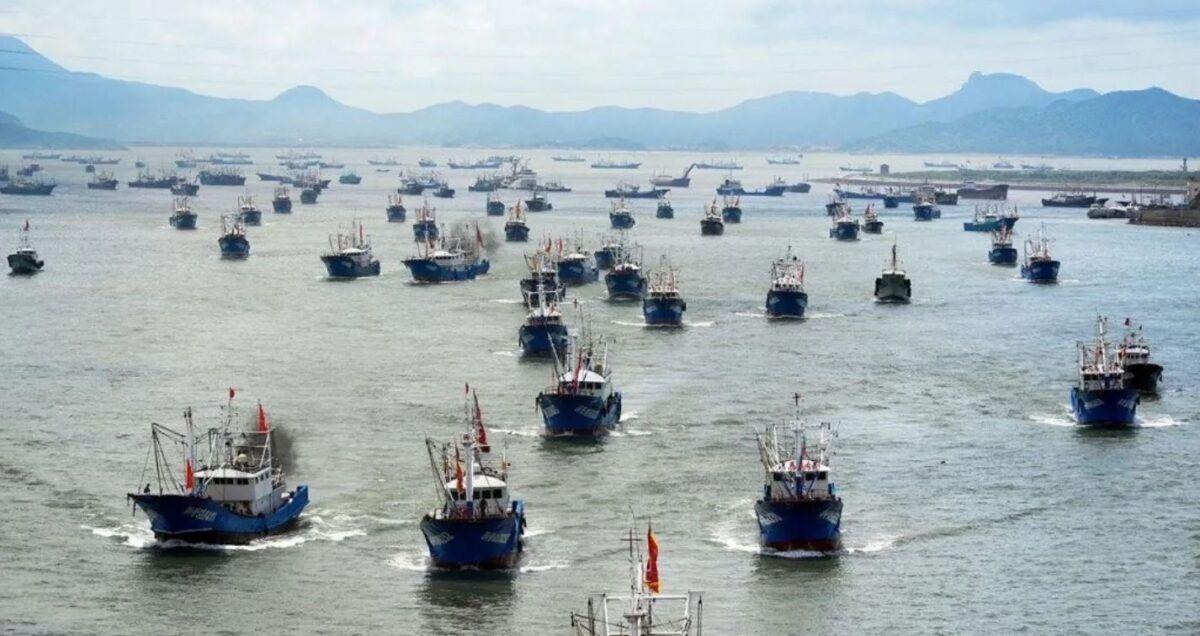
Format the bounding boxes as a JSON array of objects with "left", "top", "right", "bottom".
[{"left": 2, "top": 0, "right": 1199, "bottom": 113}]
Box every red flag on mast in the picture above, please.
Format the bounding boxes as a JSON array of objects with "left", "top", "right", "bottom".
[
  {"left": 645, "top": 524, "right": 661, "bottom": 593},
  {"left": 229, "top": 387, "right": 236, "bottom": 400},
  {"left": 257, "top": 402, "right": 269, "bottom": 433},
  {"left": 184, "top": 458, "right": 195, "bottom": 492},
  {"left": 453, "top": 445, "right": 465, "bottom": 495},
  {"left": 472, "top": 392, "right": 490, "bottom": 452}
]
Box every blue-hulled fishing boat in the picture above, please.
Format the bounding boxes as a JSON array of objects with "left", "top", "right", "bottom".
[
  {"left": 556, "top": 240, "right": 599, "bottom": 286},
  {"left": 537, "top": 333, "right": 622, "bottom": 437},
  {"left": 126, "top": 393, "right": 309, "bottom": 545},
  {"left": 754, "top": 397, "right": 842, "bottom": 553},
  {"left": 387, "top": 194, "right": 407, "bottom": 222},
  {"left": 218, "top": 215, "right": 250, "bottom": 259},
  {"left": 170, "top": 197, "right": 197, "bottom": 230},
  {"left": 412, "top": 199, "right": 439, "bottom": 242},
  {"left": 1071, "top": 316, "right": 1139, "bottom": 427},
  {"left": 505, "top": 200, "right": 530, "bottom": 242},
  {"left": 913, "top": 196, "right": 941, "bottom": 221},
  {"left": 403, "top": 225, "right": 490, "bottom": 283},
  {"left": 520, "top": 250, "right": 566, "bottom": 304},
  {"left": 272, "top": 187, "right": 292, "bottom": 214},
  {"left": 525, "top": 191, "right": 552, "bottom": 212},
  {"left": 988, "top": 227, "right": 1018, "bottom": 265},
  {"left": 237, "top": 195, "right": 262, "bottom": 226},
  {"left": 642, "top": 258, "right": 686, "bottom": 327},
  {"left": 826, "top": 198, "right": 849, "bottom": 217},
  {"left": 963, "top": 205, "right": 1019, "bottom": 231},
  {"left": 519, "top": 292, "right": 570, "bottom": 358},
  {"left": 594, "top": 233, "right": 621, "bottom": 270},
  {"left": 321, "top": 221, "right": 381, "bottom": 279},
  {"left": 487, "top": 192, "right": 505, "bottom": 216},
  {"left": 721, "top": 196, "right": 742, "bottom": 223},
  {"left": 829, "top": 206, "right": 860, "bottom": 241},
  {"left": 765, "top": 248, "right": 807, "bottom": 319},
  {"left": 610, "top": 199, "right": 636, "bottom": 229},
  {"left": 1020, "top": 226, "right": 1060, "bottom": 283},
  {"left": 421, "top": 388, "right": 525, "bottom": 569},
  {"left": 605, "top": 244, "right": 646, "bottom": 300}
]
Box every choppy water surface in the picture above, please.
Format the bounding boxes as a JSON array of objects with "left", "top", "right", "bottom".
[{"left": 1, "top": 149, "right": 1197, "bottom": 634}]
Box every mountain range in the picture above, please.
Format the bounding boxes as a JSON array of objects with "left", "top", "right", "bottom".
[
  {"left": 0, "top": 34, "right": 1196, "bottom": 156},
  {"left": 0, "top": 109, "right": 122, "bottom": 150}
]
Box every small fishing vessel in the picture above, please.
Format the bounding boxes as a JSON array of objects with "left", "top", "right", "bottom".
[
  {"left": 338, "top": 172, "right": 362, "bottom": 185},
  {"left": 218, "top": 215, "right": 250, "bottom": 259},
  {"left": 521, "top": 250, "right": 566, "bottom": 304},
  {"left": 1, "top": 178, "right": 57, "bottom": 195},
  {"left": 318, "top": 160, "right": 344, "bottom": 170},
  {"left": 7, "top": 220, "right": 44, "bottom": 274},
  {"left": 87, "top": 171, "right": 119, "bottom": 190},
  {"left": 656, "top": 200, "right": 674, "bottom": 219},
  {"left": 447, "top": 158, "right": 503, "bottom": 170},
  {"left": 912, "top": 195, "right": 941, "bottom": 221},
  {"left": 609, "top": 199, "right": 636, "bottom": 229},
  {"left": 861, "top": 204, "right": 883, "bottom": 233},
  {"left": 272, "top": 187, "right": 292, "bottom": 214},
  {"left": 1071, "top": 316, "right": 1139, "bottom": 426},
  {"left": 649, "top": 164, "right": 695, "bottom": 188},
  {"left": 519, "top": 291, "right": 570, "bottom": 358},
  {"left": 505, "top": 201, "right": 530, "bottom": 242},
  {"left": 754, "top": 398, "right": 843, "bottom": 552},
  {"left": 593, "top": 233, "right": 625, "bottom": 270},
  {"left": 418, "top": 158, "right": 437, "bottom": 168},
  {"left": 642, "top": 258, "right": 686, "bottom": 327},
  {"left": 874, "top": 241, "right": 911, "bottom": 303},
  {"left": 552, "top": 154, "right": 586, "bottom": 162},
  {"left": 590, "top": 159, "right": 641, "bottom": 170},
  {"left": 198, "top": 168, "right": 246, "bottom": 186},
  {"left": 767, "top": 155, "right": 803, "bottom": 165},
  {"left": 556, "top": 240, "right": 599, "bottom": 285},
  {"left": 839, "top": 165, "right": 873, "bottom": 174},
  {"left": 826, "top": 198, "right": 849, "bottom": 217},
  {"left": 321, "top": 221, "right": 381, "bottom": 279},
  {"left": 300, "top": 187, "right": 319, "bottom": 205},
  {"left": 569, "top": 525, "right": 702, "bottom": 636},
  {"left": 604, "top": 182, "right": 667, "bottom": 199},
  {"left": 129, "top": 169, "right": 178, "bottom": 189},
  {"left": 403, "top": 226, "right": 490, "bottom": 283},
  {"left": 421, "top": 388, "right": 525, "bottom": 569},
  {"left": 386, "top": 194, "right": 407, "bottom": 222},
  {"left": 993, "top": 158, "right": 1015, "bottom": 170},
  {"left": 829, "top": 206, "right": 860, "bottom": 241},
  {"left": 1117, "top": 319, "right": 1163, "bottom": 394},
  {"left": 1020, "top": 226, "right": 1060, "bottom": 283},
  {"left": 1043, "top": 192, "right": 1105, "bottom": 208},
  {"left": 833, "top": 186, "right": 884, "bottom": 200},
  {"left": 988, "top": 227, "right": 1018, "bottom": 266},
  {"left": 170, "top": 179, "right": 200, "bottom": 196},
  {"left": 785, "top": 181, "right": 812, "bottom": 193},
  {"left": 537, "top": 332, "right": 622, "bottom": 436},
  {"left": 412, "top": 199, "right": 440, "bottom": 242},
  {"left": 605, "top": 244, "right": 646, "bottom": 300},
  {"left": 432, "top": 183, "right": 456, "bottom": 198},
  {"left": 126, "top": 393, "right": 309, "bottom": 544},
  {"left": 486, "top": 192, "right": 505, "bottom": 216},
  {"left": 923, "top": 159, "right": 958, "bottom": 168},
  {"left": 695, "top": 159, "right": 742, "bottom": 170},
  {"left": 540, "top": 180, "right": 571, "bottom": 193},
  {"left": 237, "top": 195, "right": 262, "bottom": 226},
  {"left": 721, "top": 196, "right": 742, "bottom": 223},
  {"left": 368, "top": 157, "right": 401, "bottom": 166},
  {"left": 963, "top": 205, "right": 1019, "bottom": 231},
  {"left": 700, "top": 200, "right": 724, "bottom": 236},
  {"left": 765, "top": 248, "right": 807, "bottom": 319},
  {"left": 717, "top": 179, "right": 785, "bottom": 197},
  {"left": 169, "top": 197, "right": 197, "bottom": 230},
  {"left": 525, "top": 191, "right": 553, "bottom": 212}
]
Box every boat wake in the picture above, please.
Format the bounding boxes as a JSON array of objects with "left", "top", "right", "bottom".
[
  {"left": 490, "top": 427, "right": 542, "bottom": 438},
  {"left": 389, "top": 547, "right": 430, "bottom": 572},
  {"left": 492, "top": 350, "right": 517, "bottom": 357},
  {"left": 490, "top": 299, "right": 525, "bottom": 304},
  {"left": 83, "top": 509, "right": 366, "bottom": 551},
  {"left": 1136, "top": 414, "right": 1186, "bottom": 428},
  {"left": 619, "top": 411, "right": 640, "bottom": 423},
  {"left": 1028, "top": 412, "right": 1076, "bottom": 427},
  {"left": 520, "top": 560, "right": 570, "bottom": 573}
]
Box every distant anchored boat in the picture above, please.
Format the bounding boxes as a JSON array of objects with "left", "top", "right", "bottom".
[
  {"left": 1042, "top": 191, "right": 1106, "bottom": 208},
  {"left": 421, "top": 388, "right": 525, "bottom": 569},
  {"left": 1, "top": 178, "right": 56, "bottom": 195},
  {"left": 126, "top": 393, "right": 309, "bottom": 545},
  {"left": 87, "top": 171, "right": 119, "bottom": 190},
  {"left": 1071, "top": 316, "right": 1139, "bottom": 427},
  {"left": 321, "top": 221, "right": 381, "bottom": 279},
  {"left": 956, "top": 182, "right": 1008, "bottom": 201},
  {"left": 605, "top": 182, "right": 667, "bottom": 199},
  {"left": 649, "top": 164, "right": 695, "bottom": 188},
  {"left": 591, "top": 159, "right": 641, "bottom": 169}
]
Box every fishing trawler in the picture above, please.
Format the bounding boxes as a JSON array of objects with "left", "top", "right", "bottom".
[
  {"left": 643, "top": 258, "right": 686, "bottom": 327},
  {"left": 569, "top": 525, "right": 703, "bottom": 636},
  {"left": 199, "top": 168, "right": 246, "bottom": 186},
  {"left": 171, "top": 178, "right": 200, "bottom": 196},
  {"left": 87, "top": 171, "right": 118, "bottom": 190},
  {"left": 553, "top": 154, "right": 586, "bottom": 163},
  {"left": 594, "top": 234, "right": 620, "bottom": 270},
  {"left": 988, "top": 227, "right": 1018, "bottom": 265},
  {"left": 656, "top": 200, "right": 674, "bottom": 219},
  {"left": 861, "top": 204, "right": 883, "bottom": 233},
  {"left": 765, "top": 248, "right": 807, "bottom": 319},
  {"left": 403, "top": 226, "right": 490, "bottom": 283},
  {"left": 826, "top": 199, "right": 849, "bottom": 217},
  {"left": 957, "top": 182, "right": 1008, "bottom": 201},
  {"left": 767, "top": 155, "right": 803, "bottom": 165},
  {"left": 605, "top": 244, "right": 646, "bottom": 300},
  {"left": 912, "top": 196, "right": 941, "bottom": 221},
  {"left": 700, "top": 200, "right": 724, "bottom": 236},
  {"left": 1117, "top": 320, "right": 1163, "bottom": 394},
  {"left": 237, "top": 196, "right": 262, "bottom": 226},
  {"left": 557, "top": 240, "right": 599, "bottom": 285},
  {"left": 421, "top": 388, "right": 525, "bottom": 569},
  {"left": 591, "top": 159, "right": 641, "bottom": 169},
  {"left": 486, "top": 192, "right": 505, "bottom": 216},
  {"left": 1043, "top": 192, "right": 1105, "bottom": 208},
  {"left": 521, "top": 250, "right": 566, "bottom": 304},
  {"left": 338, "top": 172, "right": 362, "bottom": 185},
  {"left": 1021, "top": 226, "right": 1060, "bottom": 283},
  {"left": 519, "top": 292, "right": 570, "bottom": 358},
  {"left": 829, "top": 206, "right": 860, "bottom": 240},
  {"left": 386, "top": 194, "right": 407, "bottom": 222},
  {"left": 1071, "top": 316, "right": 1139, "bottom": 427},
  {"left": 272, "top": 187, "right": 292, "bottom": 214},
  {"left": 505, "top": 201, "right": 530, "bottom": 242},
  {"left": 218, "top": 215, "right": 250, "bottom": 259},
  {"left": 412, "top": 199, "right": 439, "bottom": 242},
  {"left": 963, "top": 206, "right": 1019, "bottom": 231},
  {"left": 7, "top": 220, "right": 43, "bottom": 274},
  {"left": 0, "top": 178, "right": 52, "bottom": 196},
  {"left": 126, "top": 393, "right": 309, "bottom": 545},
  {"left": 433, "top": 183, "right": 456, "bottom": 199},
  {"left": 721, "top": 197, "right": 742, "bottom": 223},
  {"left": 468, "top": 175, "right": 501, "bottom": 192},
  {"left": 754, "top": 398, "right": 843, "bottom": 552},
  {"left": 610, "top": 200, "right": 636, "bottom": 229},
  {"left": 128, "top": 169, "right": 177, "bottom": 189},
  {"left": 537, "top": 332, "right": 622, "bottom": 436},
  {"left": 418, "top": 158, "right": 437, "bottom": 168},
  {"left": 525, "top": 191, "right": 552, "bottom": 212},
  {"left": 605, "top": 182, "right": 667, "bottom": 199},
  {"left": 649, "top": 164, "right": 695, "bottom": 188},
  {"left": 874, "top": 241, "right": 911, "bottom": 303},
  {"left": 169, "top": 198, "right": 197, "bottom": 230},
  {"left": 321, "top": 221, "right": 381, "bottom": 279},
  {"left": 717, "top": 179, "right": 785, "bottom": 197},
  {"left": 300, "top": 187, "right": 319, "bottom": 205},
  {"left": 696, "top": 159, "right": 742, "bottom": 170},
  {"left": 368, "top": 157, "right": 401, "bottom": 166}
]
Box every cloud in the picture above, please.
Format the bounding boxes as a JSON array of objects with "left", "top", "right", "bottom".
[{"left": 1, "top": 0, "right": 1198, "bottom": 112}]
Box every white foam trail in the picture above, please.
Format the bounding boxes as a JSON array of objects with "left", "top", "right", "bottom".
[
  {"left": 611, "top": 320, "right": 646, "bottom": 327},
  {"left": 619, "top": 411, "right": 639, "bottom": 422},
  {"left": 389, "top": 550, "right": 430, "bottom": 572},
  {"left": 807, "top": 312, "right": 844, "bottom": 320},
  {"left": 520, "top": 560, "right": 570, "bottom": 573},
  {"left": 1028, "top": 413, "right": 1075, "bottom": 428},
  {"left": 85, "top": 511, "right": 365, "bottom": 551},
  {"left": 733, "top": 311, "right": 763, "bottom": 318},
  {"left": 611, "top": 429, "right": 652, "bottom": 437},
  {"left": 1136, "top": 414, "right": 1185, "bottom": 428},
  {"left": 844, "top": 534, "right": 900, "bottom": 555},
  {"left": 492, "top": 350, "right": 517, "bottom": 357},
  {"left": 687, "top": 321, "right": 714, "bottom": 328},
  {"left": 491, "top": 299, "right": 524, "bottom": 304},
  {"left": 490, "top": 427, "right": 541, "bottom": 438}
]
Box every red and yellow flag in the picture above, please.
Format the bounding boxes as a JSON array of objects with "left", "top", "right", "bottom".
[{"left": 645, "top": 525, "right": 660, "bottom": 594}]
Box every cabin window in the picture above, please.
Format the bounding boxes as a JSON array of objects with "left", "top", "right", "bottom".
[
  {"left": 818, "top": 472, "right": 827, "bottom": 480},
  {"left": 493, "top": 489, "right": 503, "bottom": 499}
]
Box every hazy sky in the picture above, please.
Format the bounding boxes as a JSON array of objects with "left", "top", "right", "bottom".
[{"left": 2, "top": 0, "right": 1199, "bottom": 113}]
